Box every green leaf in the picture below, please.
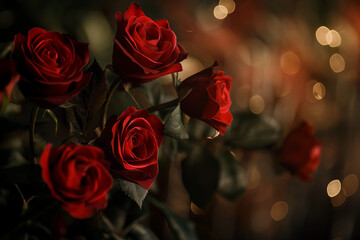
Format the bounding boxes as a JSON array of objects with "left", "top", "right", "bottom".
[
  {"left": 0, "top": 164, "right": 42, "bottom": 184},
  {"left": 163, "top": 105, "right": 189, "bottom": 139},
  {"left": 216, "top": 150, "right": 247, "bottom": 201},
  {"left": 115, "top": 179, "right": 148, "bottom": 208},
  {"left": 226, "top": 112, "right": 282, "bottom": 150},
  {"left": 148, "top": 196, "right": 198, "bottom": 240},
  {"left": 43, "top": 109, "right": 58, "bottom": 133},
  {"left": 65, "top": 59, "right": 107, "bottom": 141},
  {"left": 181, "top": 145, "right": 219, "bottom": 209},
  {"left": 127, "top": 224, "right": 158, "bottom": 240}
]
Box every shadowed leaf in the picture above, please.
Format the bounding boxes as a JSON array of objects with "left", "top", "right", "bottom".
[
  {"left": 216, "top": 150, "right": 247, "bottom": 201},
  {"left": 182, "top": 145, "right": 219, "bottom": 209},
  {"left": 104, "top": 185, "right": 148, "bottom": 234},
  {"left": 186, "top": 118, "right": 218, "bottom": 140},
  {"left": 116, "top": 179, "right": 148, "bottom": 208},
  {"left": 226, "top": 112, "right": 282, "bottom": 150},
  {"left": 127, "top": 223, "right": 158, "bottom": 240},
  {"left": 65, "top": 59, "right": 107, "bottom": 141},
  {"left": 164, "top": 105, "right": 189, "bottom": 139},
  {"left": 148, "top": 196, "right": 198, "bottom": 240},
  {"left": 105, "top": 75, "right": 139, "bottom": 119}
]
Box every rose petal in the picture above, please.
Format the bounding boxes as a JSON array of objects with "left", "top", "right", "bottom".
[{"left": 124, "top": 2, "right": 146, "bottom": 19}]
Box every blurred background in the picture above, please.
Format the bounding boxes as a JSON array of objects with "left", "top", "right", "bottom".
[{"left": 1, "top": 0, "right": 360, "bottom": 239}]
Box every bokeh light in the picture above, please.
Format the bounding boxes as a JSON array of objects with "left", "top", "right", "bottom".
[
  {"left": 327, "top": 179, "right": 341, "bottom": 197},
  {"left": 271, "top": 201, "right": 288, "bottom": 221},
  {"left": 313, "top": 82, "right": 326, "bottom": 100},
  {"left": 342, "top": 174, "right": 358, "bottom": 197},
  {"left": 213, "top": 5, "right": 228, "bottom": 20},
  {"left": 315, "top": 26, "right": 331, "bottom": 45},
  {"left": 329, "top": 53, "right": 345, "bottom": 73},
  {"left": 326, "top": 30, "right": 342, "bottom": 47},
  {"left": 249, "top": 95, "right": 265, "bottom": 114},
  {"left": 331, "top": 189, "right": 346, "bottom": 207},
  {"left": 280, "top": 51, "right": 301, "bottom": 75},
  {"left": 219, "top": 0, "right": 236, "bottom": 13}
]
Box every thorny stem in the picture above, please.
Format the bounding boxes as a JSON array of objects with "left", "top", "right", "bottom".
[
  {"left": 102, "top": 79, "right": 122, "bottom": 129},
  {"left": 146, "top": 98, "right": 179, "bottom": 113},
  {"left": 29, "top": 105, "right": 39, "bottom": 164}
]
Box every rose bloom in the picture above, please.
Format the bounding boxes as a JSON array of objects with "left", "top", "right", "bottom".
[
  {"left": 112, "top": 3, "right": 187, "bottom": 83},
  {"left": 96, "top": 107, "right": 164, "bottom": 190},
  {"left": 178, "top": 61, "right": 232, "bottom": 135},
  {"left": 0, "top": 59, "right": 19, "bottom": 109},
  {"left": 278, "top": 122, "right": 322, "bottom": 180},
  {"left": 12, "top": 27, "right": 91, "bottom": 108},
  {"left": 40, "top": 143, "right": 113, "bottom": 219}
]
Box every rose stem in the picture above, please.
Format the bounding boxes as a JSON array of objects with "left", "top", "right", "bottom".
[
  {"left": 146, "top": 98, "right": 179, "bottom": 113},
  {"left": 6, "top": 201, "right": 59, "bottom": 237},
  {"left": 102, "top": 79, "right": 122, "bottom": 129},
  {"left": 14, "top": 184, "right": 27, "bottom": 213},
  {"left": 29, "top": 105, "right": 39, "bottom": 164}
]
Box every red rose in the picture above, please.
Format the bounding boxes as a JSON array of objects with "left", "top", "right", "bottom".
[
  {"left": 11, "top": 27, "right": 91, "bottom": 108},
  {"left": 96, "top": 107, "right": 164, "bottom": 190},
  {"left": 112, "top": 3, "right": 187, "bottom": 83},
  {"left": 40, "top": 143, "right": 113, "bottom": 219},
  {"left": 0, "top": 59, "right": 19, "bottom": 109},
  {"left": 278, "top": 122, "right": 322, "bottom": 180},
  {"left": 178, "top": 61, "right": 232, "bottom": 135}
]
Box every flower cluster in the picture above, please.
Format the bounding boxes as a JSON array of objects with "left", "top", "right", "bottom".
[
  {"left": 0, "top": 2, "right": 322, "bottom": 239},
  {"left": 0, "top": 2, "right": 236, "bottom": 219}
]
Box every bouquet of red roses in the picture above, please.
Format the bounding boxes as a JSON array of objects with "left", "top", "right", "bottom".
[{"left": 0, "top": 3, "right": 322, "bottom": 239}]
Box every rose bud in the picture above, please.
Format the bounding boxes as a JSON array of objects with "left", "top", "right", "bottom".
[
  {"left": 178, "top": 61, "right": 232, "bottom": 135},
  {"left": 11, "top": 27, "right": 91, "bottom": 108},
  {"left": 278, "top": 122, "right": 322, "bottom": 180},
  {"left": 40, "top": 143, "right": 113, "bottom": 219},
  {"left": 112, "top": 3, "right": 187, "bottom": 83},
  {"left": 95, "top": 107, "right": 164, "bottom": 190},
  {"left": 0, "top": 59, "right": 19, "bottom": 109}
]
